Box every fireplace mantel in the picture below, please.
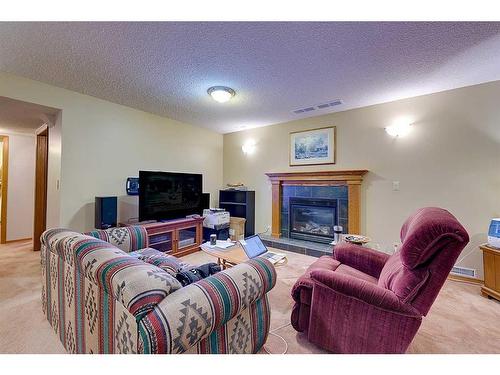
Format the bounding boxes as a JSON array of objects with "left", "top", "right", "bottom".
[{"left": 265, "top": 170, "right": 368, "bottom": 238}]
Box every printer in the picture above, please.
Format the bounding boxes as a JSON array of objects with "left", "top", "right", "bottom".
[
  {"left": 202, "top": 208, "right": 230, "bottom": 229},
  {"left": 202, "top": 208, "right": 230, "bottom": 241}
]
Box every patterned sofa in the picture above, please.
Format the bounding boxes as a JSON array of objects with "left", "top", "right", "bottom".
[{"left": 41, "top": 226, "right": 276, "bottom": 354}]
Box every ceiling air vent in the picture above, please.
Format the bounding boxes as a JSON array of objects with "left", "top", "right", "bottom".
[
  {"left": 293, "top": 99, "right": 343, "bottom": 115},
  {"left": 293, "top": 107, "right": 315, "bottom": 114}
]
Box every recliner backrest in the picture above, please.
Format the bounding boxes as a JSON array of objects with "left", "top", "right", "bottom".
[{"left": 378, "top": 207, "right": 469, "bottom": 315}]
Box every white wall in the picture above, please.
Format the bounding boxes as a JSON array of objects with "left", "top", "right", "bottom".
[
  {"left": 46, "top": 112, "right": 61, "bottom": 229},
  {"left": 223, "top": 81, "right": 500, "bottom": 279},
  {"left": 0, "top": 72, "right": 223, "bottom": 232},
  {"left": 2, "top": 133, "right": 36, "bottom": 241}
]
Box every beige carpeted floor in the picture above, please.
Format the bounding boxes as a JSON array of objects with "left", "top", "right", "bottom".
[{"left": 1, "top": 240, "right": 499, "bottom": 354}]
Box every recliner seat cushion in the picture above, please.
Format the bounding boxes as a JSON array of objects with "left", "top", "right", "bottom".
[{"left": 335, "top": 264, "right": 378, "bottom": 284}]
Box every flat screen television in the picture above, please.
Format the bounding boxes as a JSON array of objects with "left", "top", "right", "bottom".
[{"left": 139, "top": 171, "right": 203, "bottom": 221}]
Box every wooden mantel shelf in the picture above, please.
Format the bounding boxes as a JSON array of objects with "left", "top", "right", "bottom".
[
  {"left": 265, "top": 170, "right": 369, "bottom": 238},
  {"left": 266, "top": 170, "right": 368, "bottom": 183}
]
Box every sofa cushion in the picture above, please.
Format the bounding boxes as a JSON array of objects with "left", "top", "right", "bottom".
[
  {"left": 129, "top": 248, "right": 191, "bottom": 277},
  {"left": 378, "top": 251, "right": 430, "bottom": 303},
  {"left": 85, "top": 226, "right": 149, "bottom": 253},
  {"left": 399, "top": 207, "right": 467, "bottom": 269}
]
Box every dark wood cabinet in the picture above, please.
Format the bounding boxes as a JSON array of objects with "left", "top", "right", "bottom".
[{"left": 219, "top": 190, "right": 255, "bottom": 237}]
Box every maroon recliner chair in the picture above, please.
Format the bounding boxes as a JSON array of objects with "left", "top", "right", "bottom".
[{"left": 291, "top": 207, "right": 469, "bottom": 353}]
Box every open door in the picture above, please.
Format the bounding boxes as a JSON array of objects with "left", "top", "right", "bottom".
[{"left": 33, "top": 125, "right": 48, "bottom": 251}]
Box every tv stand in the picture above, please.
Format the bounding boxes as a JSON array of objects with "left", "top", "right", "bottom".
[{"left": 120, "top": 216, "right": 203, "bottom": 257}]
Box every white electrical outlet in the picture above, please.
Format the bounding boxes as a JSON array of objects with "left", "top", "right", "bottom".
[{"left": 392, "top": 181, "right": 400, "bottom": 191}]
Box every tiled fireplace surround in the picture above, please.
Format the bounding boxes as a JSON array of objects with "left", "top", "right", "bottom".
[{"left": 262, "top": 170, "right": 368, "bottom": 257}]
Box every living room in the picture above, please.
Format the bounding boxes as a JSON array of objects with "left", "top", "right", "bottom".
[{"left": 1, "top": 2, "right": 500, "bottom": 373}]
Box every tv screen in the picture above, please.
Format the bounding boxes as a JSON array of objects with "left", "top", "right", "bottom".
[{"left": 139, "top": 171, "right": 202, "bottom": 221}]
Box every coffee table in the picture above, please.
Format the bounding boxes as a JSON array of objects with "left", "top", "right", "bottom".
[
  {"left": 200, "top": 241, "right": 288, "bottom": 269},
  {"left": 200, "top": 242, "right": 248, "bottom": 269}
]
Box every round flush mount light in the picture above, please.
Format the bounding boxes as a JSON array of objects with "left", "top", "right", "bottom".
[{"left": 207, "top": 86, "right": 236, "bottom": 103}]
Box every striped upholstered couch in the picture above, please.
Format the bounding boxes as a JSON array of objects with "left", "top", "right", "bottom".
[{"left": 41, "top": 226, "right": 276, "bottom": 354}]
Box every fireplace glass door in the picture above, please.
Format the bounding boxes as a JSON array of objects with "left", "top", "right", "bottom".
[{"left": 289, "top": 197, "right": 337, "bottom": 243}]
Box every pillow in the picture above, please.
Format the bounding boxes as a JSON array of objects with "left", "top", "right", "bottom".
[{"left": 129, "top": 248, "right": 191, "bottom": 277}]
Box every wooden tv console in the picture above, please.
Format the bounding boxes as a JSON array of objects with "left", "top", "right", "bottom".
[{"left": 119, "top": 217, "right": 203, "bottom": 257}]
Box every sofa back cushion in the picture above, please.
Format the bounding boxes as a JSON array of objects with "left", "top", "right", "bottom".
[{"left": 85, "top": 226, "right": 149, "bottom": 253}]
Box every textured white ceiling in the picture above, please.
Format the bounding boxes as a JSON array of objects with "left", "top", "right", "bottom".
[
  {"left": 0, "top": 96, "right": 59, "bottom": 133},
  {"left": 0, "top": 22, "right": 500, "bottom": 133}
]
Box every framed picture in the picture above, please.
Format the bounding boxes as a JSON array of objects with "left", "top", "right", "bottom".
[{"left": 289, "top": 126, "right": 336, "bottom": 166}]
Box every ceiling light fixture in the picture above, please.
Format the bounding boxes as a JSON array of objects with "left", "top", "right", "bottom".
[{"left": 207, "top": 86, "right": 236, "bottom": 103}]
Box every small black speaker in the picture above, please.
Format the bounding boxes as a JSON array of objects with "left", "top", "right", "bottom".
[
  {"left": 95, "top": 196, "right": 117, "bottom": 229},
  {"left": 201, "top": 193, "right": 210, "bottom": 211}
]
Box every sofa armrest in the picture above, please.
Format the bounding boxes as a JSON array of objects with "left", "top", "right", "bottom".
[
  {"left": 85, "top": 226, "right": 149, "bottom": 253},
  {"left": 138, "top": 258, "right": 277, "bottom": 354},
  {"left": 310, "top": 269, "right": 418, "bottom": 316},
  {"left": 334, "top": 242, "right": 390, "bottom": 278}
]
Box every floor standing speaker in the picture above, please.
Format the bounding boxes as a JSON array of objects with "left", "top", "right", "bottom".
[
  {"left": 95, "top": 196, "right": 117, "bottom": 229},
  {"left": 200, "top": 192, "right": 210, "bottom": 213}
]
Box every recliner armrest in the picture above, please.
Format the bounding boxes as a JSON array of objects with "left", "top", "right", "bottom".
[
  {"left": 310, "top": 269, "right": 419, "bottom": 316},
  {"left": 334, "top": 242, "right": 390, "bottom": 278}
]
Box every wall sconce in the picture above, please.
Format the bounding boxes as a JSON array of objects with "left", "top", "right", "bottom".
[
  {"left": 385, "top": 119, "right": 412, "bottom": 137},
  {"left": 242, "top": 139, "right": 257, "bottom": 155}
]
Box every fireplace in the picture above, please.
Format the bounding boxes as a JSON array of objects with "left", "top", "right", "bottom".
[{"left": 289, "top": 197, "right": 337, "bottom": 244}]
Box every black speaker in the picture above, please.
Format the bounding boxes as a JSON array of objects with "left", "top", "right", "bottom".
[
  {"left": 95, "top": 196, "right": 117, "bottom": 229},
  {"left": 199, "top": 193, "right": 210, "bottom": 214}
]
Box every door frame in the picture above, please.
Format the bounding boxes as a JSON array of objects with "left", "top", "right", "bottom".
[
  {"left": 33, "top": 125, "right": 49, "bottom": 251},
  {"left": 0, "top": 135, "right": 9, "bottom": 244}
]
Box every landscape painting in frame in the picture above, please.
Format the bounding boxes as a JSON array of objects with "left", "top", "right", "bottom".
[{"left": 290, "top": 126, "right": 336, "bottom": 166}]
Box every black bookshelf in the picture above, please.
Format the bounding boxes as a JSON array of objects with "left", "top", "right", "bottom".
[{"left": 219, "top": 190, "right": 255, "bottom": 237}]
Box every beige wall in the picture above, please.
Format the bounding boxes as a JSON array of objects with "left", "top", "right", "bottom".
[
  {"left": 223, "top": 81, "right": 500, "bottom": 278},
  {"left": 0, "top": 72, "right": 223, "bottom": 233},
  {"left": 1, "top": 133, "right": 36, "bottom": 241}
]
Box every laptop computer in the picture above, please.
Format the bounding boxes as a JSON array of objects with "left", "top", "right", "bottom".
[{"left": 239, "top": 235, "right": 286, "bottom": 265}]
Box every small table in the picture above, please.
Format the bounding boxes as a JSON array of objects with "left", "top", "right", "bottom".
[
  {"left": 479, "top": 244, "right": 500, "bottom": 301},
  {"left": 200, "top": 242, "right": 249, "bottom": 269}
]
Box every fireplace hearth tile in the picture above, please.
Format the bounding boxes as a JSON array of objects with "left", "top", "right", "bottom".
[
  {"left": 305, "top": 248, "right": 329, "bottom": 258},
  {"left": 260, "top": 234, "right": 332, "bottom": 258}
]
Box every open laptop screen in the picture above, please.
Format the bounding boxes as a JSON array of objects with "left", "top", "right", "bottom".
[{"left": 241, "top": 235, "right": 267, "bottom": 258}]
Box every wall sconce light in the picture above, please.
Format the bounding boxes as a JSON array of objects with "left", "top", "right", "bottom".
[
  {"left": 385, "top": 119, "right": 412, "bottom": 137},
  {"left": 242, "top": 139, "right": 257, "bottom": 155}
]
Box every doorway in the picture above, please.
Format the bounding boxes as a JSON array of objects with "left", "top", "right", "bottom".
[
  {"left": 33, "top": 126, "right": 48, "bottom": 251},
  {"left": 0, "top": 136, "right": 8, "bottom": 244}
]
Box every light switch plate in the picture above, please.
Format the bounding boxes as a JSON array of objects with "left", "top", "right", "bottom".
[{"left": 392, "top": 181, "right": 400, "bottom": 191}]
